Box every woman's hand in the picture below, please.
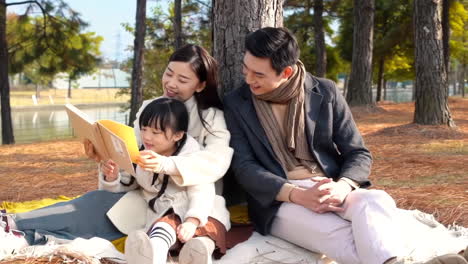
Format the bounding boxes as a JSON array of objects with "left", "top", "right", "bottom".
[
  {"left": 102, "top": 159, "right": 119, "bottom": 182},
  {"left": 83, "top": 139, "right": 102, "bottom": 162},
  {"left": 176, "top": 217, "right": 199, "bottom": 243},
  {"left": 137, "top": 150, "right": 164, "bottom": 173}
]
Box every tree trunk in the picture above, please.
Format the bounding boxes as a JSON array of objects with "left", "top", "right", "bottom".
[
  {"left": 346, "top": 0, "right": 374, "bottom": 106},
  {"left": 303, "top": 0, "right": 312, "bottom": 44},
  {"left": 35, "top": 83, "right": 41, "bottom": 99},
  {"left": 174, "top": 0, "right": 183, "bottom": 49},
  {"left": 128, "top": 0, "right": 147, "bottom": 126},
  {"left": 413, "top": 0, "right": 454, "bottom": 126},
  {"left": 0, "top": 0, "right": 14, "bottom": 144},
  {"left": 213, "top": 0, "right": 284, "bottom": 95},
  {"left": 442, "top": 0, "right": 451, "bottom": 99},
  {"left": 462, "top": 63, "right": 466, "bottom": 98},
  {"left": 442, "top": 0, "right": 450, "bottom": 72},
  {"left": 343, "top": 73, "right": 349, "bottom": 97},
  {"left": 376, "top": 57, "right": 384, "bottom": 102},
  {"left": 313, "top": 0, "right": 326, "bottom": 77},
  {"left": 383, "top": 78, "right": 387, "bottom": 100},
  {"left": 67, "top": 78, "right": 72, "bottom": 98},
  {"left": 211, "top": 0, "right": 215, "bottom": 55},
  {"left": 451, "top": 65, "right": 457, "bottom": 96},
  {"left": 462, "top": 32, "right": 466, "bottom": 98}
]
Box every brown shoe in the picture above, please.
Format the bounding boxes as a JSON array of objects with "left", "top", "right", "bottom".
[{"left": 424, "top": 254, "right": 468, "bottom": 264}]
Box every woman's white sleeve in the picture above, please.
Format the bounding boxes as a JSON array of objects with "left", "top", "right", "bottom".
[{"left": 169, "top": 110, "right": 233, "bottom": 186}]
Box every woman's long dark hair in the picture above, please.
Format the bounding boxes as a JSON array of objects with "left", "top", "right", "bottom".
[{"left": 169, "top": 44, "right": 223, "bottom": 131}]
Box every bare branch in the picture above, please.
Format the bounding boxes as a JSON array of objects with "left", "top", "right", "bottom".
[{"left": 5, "top": 0, "right": 38, "bottom": 7}]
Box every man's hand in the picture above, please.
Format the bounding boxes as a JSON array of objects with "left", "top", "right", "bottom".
[
  {"left": 290, "top": 178, "right": 345, "bottom": 214},
  {"left": 177, "top": 217, "right": 199, "bottom": 243},
  {"left": 312, "top": 178, "right": 352, "bottom": 208},
  {"left": 137, "top": 150, "right": 163, "bottom": 173},
  {"left": 102, "top": 159, "right": 119, "bottom": 182},
  {"left": 83, "top": 139, "right": 102, "bottom": 162}
]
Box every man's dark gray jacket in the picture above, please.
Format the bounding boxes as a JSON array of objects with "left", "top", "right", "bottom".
[{"left": 223, "top": 73, "right": 373, "bottom": 235}]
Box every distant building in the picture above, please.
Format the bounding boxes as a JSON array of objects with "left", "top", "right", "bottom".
[{"left": 52, "top": 68, "right": 130, "bottom": 89}]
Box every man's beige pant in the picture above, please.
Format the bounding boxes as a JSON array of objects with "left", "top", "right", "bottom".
[{"left": 271, "top": 180, "right": 403, "bottom": 264}]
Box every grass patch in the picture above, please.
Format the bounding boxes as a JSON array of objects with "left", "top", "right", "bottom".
[
  {"left": 10, "top": 88, "right": 130, "bottom": 107},
  {"left": 374, "top": 172, "right": 466, "bottom": 188},
  {"left": 420, "top": 141, "right": 468, "bottom": 155}
]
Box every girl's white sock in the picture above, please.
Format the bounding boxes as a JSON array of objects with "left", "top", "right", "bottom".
[{"left": 148, "top": 222, "right": 177, "bottom": 264}]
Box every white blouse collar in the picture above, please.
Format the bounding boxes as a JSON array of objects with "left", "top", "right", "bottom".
[{"left": 184, "top": 96, "right": 197, "bottom": 112}]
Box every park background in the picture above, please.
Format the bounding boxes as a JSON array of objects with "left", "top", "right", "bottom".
[{"left": 0, "top": 0, "right": 467, "bottom": 231}]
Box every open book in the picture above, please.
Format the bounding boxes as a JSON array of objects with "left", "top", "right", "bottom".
[{"left": 65, "top": 104, "right": 140, "bottom": 176}]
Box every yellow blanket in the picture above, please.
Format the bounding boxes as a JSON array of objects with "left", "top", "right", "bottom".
[{"left": 1, "top": 196, "right": 77, "bottom": 214}]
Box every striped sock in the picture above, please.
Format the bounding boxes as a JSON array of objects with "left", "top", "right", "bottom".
[{"left": 148, "top": 222, "right": 176, "bottom": 264}]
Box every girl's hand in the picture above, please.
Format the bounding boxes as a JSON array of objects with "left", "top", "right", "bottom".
[
  {"left": 83, "top": 139, "right": 102, "bottom": 162},
  {"left": 102, "top": 159, "right": 119, "bottom": 182},
  {"left": 137, "top": 150, "right": 163, "bottom": 173},
  {"left": 176, "top": 217, "right": 199, "bottom": 243}
]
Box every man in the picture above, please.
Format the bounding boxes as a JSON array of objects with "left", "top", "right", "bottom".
[{"left": 223, "top": 27, "right": 467, "bottom": 264}]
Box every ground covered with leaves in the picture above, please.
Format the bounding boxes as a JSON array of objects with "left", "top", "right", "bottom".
[{"left": 0, "top": 97, "right": 467, "bottom": 227}]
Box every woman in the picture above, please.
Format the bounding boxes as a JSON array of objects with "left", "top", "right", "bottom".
[{"left": 0, "top": 44, "right": 233, "bottom": 264}]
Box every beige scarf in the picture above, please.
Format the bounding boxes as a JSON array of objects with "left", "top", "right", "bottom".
[{"left": 252, "top": 61, "right": 317, "bottom": 173}]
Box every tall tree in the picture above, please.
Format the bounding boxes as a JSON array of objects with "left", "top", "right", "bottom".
[
  {"left": 462, "top": 63, "right": 466, "bottom": 98},
  {"left": 0, "top": 0, "right": 13, "bottom": 144},
  {"left": 442, "top": 0, "right": 451, "bottom": 71},
  {"left": 313, "top": 0, "right": 326, "bottom": 77},
  {"left": 413, "top": 0, "right": 454, "bottom": 126},
  {"left": 449, "top": 0, "right": 468, "bottom": 98},
  {"left": 174, "top": 0, "right": 183, "bottom": 49},
  {"left": 284, "top": 0, "right": 344, "bottom": 80},
  {"left": 128, "top": 0, "right": 147, "bottom": 126},
  {"left": 346, "top": 0, "right": 375, "bottom": 106},
  {"left": 372, "top": 0, "right": 413, "bottom": 102},
  {"left": 1, "top": 0, "right": 84, "bottom": 144},
  {"left": 7, "top": 14, "right": 101, "bottom": 99},
  {"left": 375, "top": 58, "right": 384, "bottom": 102},
  {"left": 118, "top": 1, "right": 211, "bottom": 109},
  {"left": 64, "top": 32, "right": 102, "bottom": 98},
  {"left": 213, "top": 0, "right": 284, "bottom": 95}
]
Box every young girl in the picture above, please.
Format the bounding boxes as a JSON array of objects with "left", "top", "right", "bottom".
[{"left": 100, "top": 97, "right": 230, "bottom": 264}]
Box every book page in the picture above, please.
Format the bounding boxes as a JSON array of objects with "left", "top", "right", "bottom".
[
  {"left": 97, "top": 120, "right": 140, "bottom": 176},
  {"left": 65, "top": 104, "right": 109, "bottom": 161}
]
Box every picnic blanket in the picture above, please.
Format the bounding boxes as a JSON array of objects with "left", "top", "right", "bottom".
[{"left": 1, "top": 196, "right": 467, "bottom": 264}]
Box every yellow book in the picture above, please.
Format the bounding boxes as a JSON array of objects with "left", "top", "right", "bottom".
[{"left": 65, "top": 104, "right": 139, "bottom": 176}]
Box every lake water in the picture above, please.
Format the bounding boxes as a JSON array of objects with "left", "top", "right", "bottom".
[{"left": 1, "top": 104, "right": 129, "bottom": 144}]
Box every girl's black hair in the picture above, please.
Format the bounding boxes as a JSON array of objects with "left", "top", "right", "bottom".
[
  {"left": 138, "top": 97, "right": 188, "bottom": 137},
  {"left": 169, "top": 44, "right": 222, "bottom": 132}
]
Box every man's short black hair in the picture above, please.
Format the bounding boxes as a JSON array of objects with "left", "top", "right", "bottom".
[{"left": 245, "top": 27, "right": 300, "bottom": 75}]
